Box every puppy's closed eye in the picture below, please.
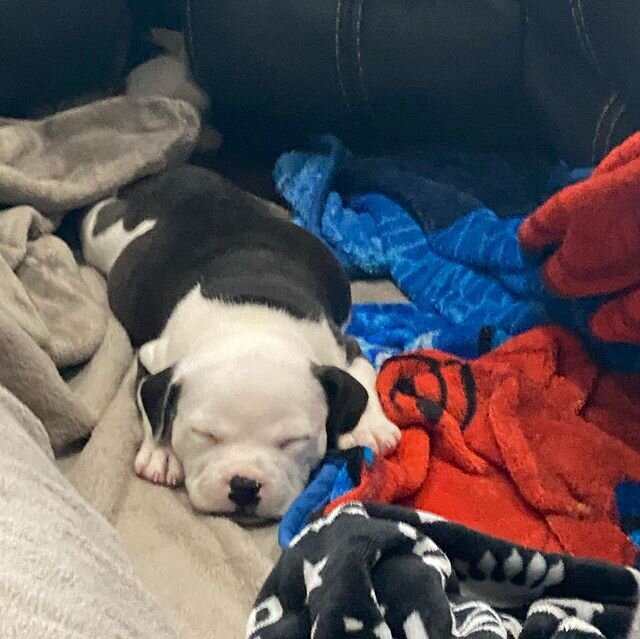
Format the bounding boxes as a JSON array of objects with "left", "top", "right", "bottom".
[
  {"left": 194, "top": 429, "right": 222, "bottom": 444},
  {"left": 277, "top": 436, "right": 312, "bottom": 450}
]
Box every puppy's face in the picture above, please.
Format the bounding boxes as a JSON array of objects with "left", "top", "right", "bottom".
[
  {"left": 173, "top": 350, "right": 329, "bottom": 522},
  {"left": 140, "top": 343, "right": 367, "bottom": 523}
]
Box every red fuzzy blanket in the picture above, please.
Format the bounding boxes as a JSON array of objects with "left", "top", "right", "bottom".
[
  {"left": 327, "top": 326, "right": 640, "bottom": 565},
  {"left": 519, "top": 131, "right": 640, "bottom": 344}
]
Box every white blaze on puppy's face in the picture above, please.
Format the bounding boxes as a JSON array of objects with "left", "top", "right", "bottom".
[{"left": 170, "top": 346, "right": 329, "bottom": 520}]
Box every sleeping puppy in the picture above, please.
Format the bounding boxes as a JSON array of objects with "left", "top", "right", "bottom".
[{"left": 80, "top": 166, "right": 400, "bottom": 522}]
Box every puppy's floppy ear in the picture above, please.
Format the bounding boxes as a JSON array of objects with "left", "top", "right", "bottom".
[
  {"left": 313, "top": 365, "right": 368, "bottom": 449},
  {"left": 136, "top": 366, "right": 181, "bottom": 443}
]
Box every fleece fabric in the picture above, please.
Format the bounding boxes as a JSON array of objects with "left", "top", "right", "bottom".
[
  {"left": 274, "top": 135, "right": 640, "bottom": 371},
  {"left": 0, "top": 383, "right": 178, "bottom": 638},
  {"left": 257, "top": 502, "right": 640, "bottom": 639},
  {"left": 519, "top": 130, "right": 640, "bottom": 346},
  {"left": 0, "top": 95, "right": 199, "bottom": 221}
]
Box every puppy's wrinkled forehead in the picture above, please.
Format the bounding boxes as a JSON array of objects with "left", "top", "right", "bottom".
[{"left": 176, "top": 350, "right": 327, "bottom": 433}]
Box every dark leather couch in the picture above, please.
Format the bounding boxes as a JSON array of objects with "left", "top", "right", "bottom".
[
  {"left": 0, "top": 0, "right": 131, "bottom": 118},
  {"left": 0, "top": 0, "right": 184, "bottom": 119},
  {"left": 524, "top": 0, "right": 640, "bottom": 164},
  {"left": 2, "top": 0, "right": 639, "bottom": 165},
  {"left": 185, "top": 0, "right": 640, "bottom": 164},
  {"left": 185, "top": 0, "right": 534, "bottom": 151}
]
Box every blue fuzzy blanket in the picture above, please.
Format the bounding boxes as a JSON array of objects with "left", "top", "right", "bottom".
[{"left": 275, "top": 136, "right": 640, "bottom": 371}]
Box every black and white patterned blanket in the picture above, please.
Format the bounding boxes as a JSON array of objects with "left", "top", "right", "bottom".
[{"left": 247, "top": 502, "right": 640, "bottom": 639}]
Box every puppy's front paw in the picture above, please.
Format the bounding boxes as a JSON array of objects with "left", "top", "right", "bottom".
[
  {"left": 338, "top": 413, "right": 401, "bottom": 456},
  {"left": 134, "top": 442, "right": 184, "bottom": 488}
]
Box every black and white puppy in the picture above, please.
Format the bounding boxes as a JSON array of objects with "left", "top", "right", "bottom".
[{"left": 80, "top": 166, "right": 400, "bottom": 522}]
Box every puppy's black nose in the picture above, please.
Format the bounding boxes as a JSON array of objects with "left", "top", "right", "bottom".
[{"left": 228, "top": 475, "right": 261, "bottom": 507}]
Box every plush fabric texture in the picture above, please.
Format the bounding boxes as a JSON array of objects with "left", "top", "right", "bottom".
[
  {"left": 592, "top": 290, "right": 640, "bottom": 345},
  {"left": 0, "top": 206, "right": 108, "bottom": 367},
  {"left": 332, "top": 145, "right": 555, "bottom": 223},
  {"left": 280, "top": 327, "right": 640, "bottom": 566},
  {"left": 252, "top": 502, "right": 640, "bottom": 639},
  {"left": 0, "top": 383, "right": 179, "bottom": 638},
  {"left": 0, "top": 95, "right": 200, "bottom": 222},
  {"left": 125, "top": 29, "right": 223, "bottom": 153},
  {"left": 0, "top": 308, "right": 103, "bottom": 453},
  {"left": 519, "top": 130, "right": 640, "bottom": 345},
  {"left": 274, "top": 136, "right": 640, "bottom": 372},
  {"left": 0, "top": 204, "right": 132, "bottom": 452}
]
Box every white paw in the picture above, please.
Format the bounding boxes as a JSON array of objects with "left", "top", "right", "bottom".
[
  {"left": 134, "top": 442, "right": 184, "bottom": 487},
  {"left": 338, "top": 412, "right": 401, "bottom": 456}
]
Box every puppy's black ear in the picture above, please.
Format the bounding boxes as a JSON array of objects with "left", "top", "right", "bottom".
[
  {"left": 136, "top": 366, "right": 181, "bottom": 443},
  {"left": 314, "top": 365, "right": 368, "bottom": 449}
]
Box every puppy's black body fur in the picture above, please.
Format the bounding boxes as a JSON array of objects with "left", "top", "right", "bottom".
[
  {"left": 104, "top": 166, "right": 352, "bottom": 348},
  {"left": 94, "top": 166, "right": 367, "bottom": 451}
]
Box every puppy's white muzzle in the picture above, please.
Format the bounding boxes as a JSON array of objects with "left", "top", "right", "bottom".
[{"left": 183, "top": 445, "right": 308, "bottom": 521}]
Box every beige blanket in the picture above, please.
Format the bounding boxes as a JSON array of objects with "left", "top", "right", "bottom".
[{"left": 0, "top": 384, "right": 178, "bottom": 639}]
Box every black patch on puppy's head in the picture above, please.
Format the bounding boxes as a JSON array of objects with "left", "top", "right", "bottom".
[
  {"left": 313, "top": 365, "right": 368, "bottom": 450},
  {"left": 137, "top": 365, "right": 181, "bottom": 443}
]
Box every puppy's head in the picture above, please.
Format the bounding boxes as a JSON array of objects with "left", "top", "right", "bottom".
[{"left": 138, "top": 339, "right": 367, "bottom": 523}]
